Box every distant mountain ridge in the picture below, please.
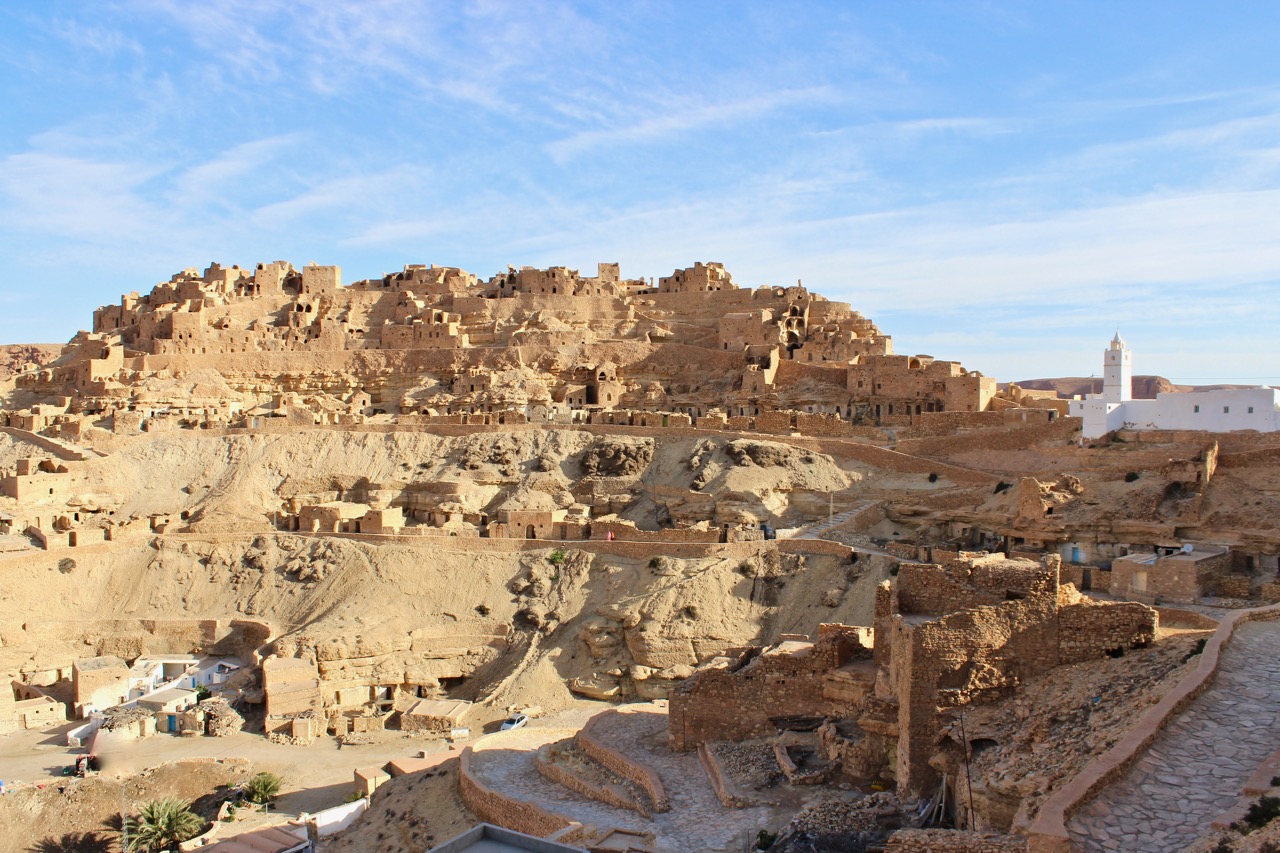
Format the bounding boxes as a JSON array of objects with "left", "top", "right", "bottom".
[{"left": 1015, "top": 375, "right": 1255, "bottom": 400}]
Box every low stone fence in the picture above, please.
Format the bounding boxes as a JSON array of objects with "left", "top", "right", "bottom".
[
  {"left": 533, "top": 743, "right": 647, "bottom": 815},
  {"left": 1026, "top": 602, "right": 1280, "bottom": 853},
  {"left": 886, "top": 829, "right": 1028, "bottom": 852},
  {"left": 697, "top": 743, "right": 752, "bottom": 808},
  {"left": 1154, "top": 606, "right": 1219, "bottom": 630},
  {"left": 577, "top": 709, "right": 670, "bottom": 812},
  {"left": 457, "top": 747, "right": 586, "bottom": 843}
]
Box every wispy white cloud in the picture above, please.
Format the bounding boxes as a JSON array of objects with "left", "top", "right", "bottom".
[
  {"left": 796, "top": 188, "right": 1280, "bottom": 308},
  {"left": 46, "top": 17, "right": 143, "bottom": 55},
  {"left": 169, "top": 135, "right": 301, "bottom": 203},
  {"left": 1055, "top": 110, "right": 1280, "bottom": 176},
  {"left": 249, "top": 165, "right": 433, "bottom": 225},
  {"left": 888, "top": 116, "right": 1017, "bottom": 138},
  {"left": 0, "top": 152, "right": 164, "bottom": 242},
  {"left": 546, "top": 87, "right": 839, "bottom": 162},
  {"left": 130, "top": 0, "right": 603, "bottom": 113}
]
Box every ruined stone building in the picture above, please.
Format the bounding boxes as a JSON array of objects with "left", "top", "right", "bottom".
[
  {"left": 669, "top": 553, "right": 1156, "bottom": 818},
  {"left": 13, "top": 260, "right": 1000, "bottom": 432}
]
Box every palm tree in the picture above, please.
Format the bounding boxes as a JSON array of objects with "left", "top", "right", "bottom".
[
  {"left": 243, "top": 772, "right": 282, "bottom": 805},
  {"left": 124, "top": 798, "right": 203, "bottom": 852}
]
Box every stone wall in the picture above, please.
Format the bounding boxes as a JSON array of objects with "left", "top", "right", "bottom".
[
  {"left": 897, "top": 417, "right": 1080, "bottom": 459},
  {"left": 886, "top": 829, "right": 1027, "bottom": 852},
  {"left": 578, "top": 709, "right": 669, "bottom": 811},
  {"left": 668, "top": 625, "right": 870, "bottom": 752},
  {"left": 1058, "top": 600, "right": 1158, "bottom": 664},
  {"left": 794, "top": 411, "right": 855, "bottom": 437},
  {"left": 698, "top": 743, "right": 753, "bottom": 808},
  {"left": 889, "top": 556, "right": 1156, "bottom": 794},
  {"left": 457, "top": 747, "right": 585, "bottom": 841},
  {"left": 534, "top": 745, "right": 643, "bottom": 814},
  {"left": 1214, "top": 574, "right": 1252, "bottom": 598},
  {"left": 894, "top": 563, "right": 1005, "bottom": 616}
]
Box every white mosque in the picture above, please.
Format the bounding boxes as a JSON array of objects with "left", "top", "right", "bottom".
[{"left": 1069, "top": 333, "right": 1280, "bottom": 439}]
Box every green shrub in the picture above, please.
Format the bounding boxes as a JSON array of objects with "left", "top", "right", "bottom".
[
  {"left": 1243, "top": 794, "right": 1280, "bottom": 830},
  {"left": 548, "top": 549, "right": 566, "bottom": 566},
  {"left": 125, "top": 798, "right": 203, "bottom": 851},
  {"left": 244, "top": 772, "right": 282, "bottom": 805}
]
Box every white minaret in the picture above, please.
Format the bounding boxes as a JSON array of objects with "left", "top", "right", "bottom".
[{"left": 1103, "top": 331, "right": 1132, "bottom": 403}]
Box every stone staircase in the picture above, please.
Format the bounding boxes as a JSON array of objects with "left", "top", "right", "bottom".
[{"left": 794, "top": 501, "right": 877, "bottom": 540}]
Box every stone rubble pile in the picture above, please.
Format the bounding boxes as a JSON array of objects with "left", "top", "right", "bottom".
[{"left": 713, "top": 739, "right": 783, "bottom": 791}]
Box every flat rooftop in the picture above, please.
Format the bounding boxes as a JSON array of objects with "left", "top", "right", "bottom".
[
  {"left": 76, "top": 656, "right": 127, "bottom": 672},
  {"left": 138, "top": 686, "right": 198, "bottom": 706},
  {"left": 428, "top": 823, "right": 585, "bottom": 852},
  {"left": 405, "top": 698, "right": 472, "bottom": 719}
]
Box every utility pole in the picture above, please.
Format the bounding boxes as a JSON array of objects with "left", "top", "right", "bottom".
[
  {"left": 120, "top": 782, "right": 129, "bottom": 851},
  {"left": 958, "top": 713, "right": 975, "bottom": 830}
]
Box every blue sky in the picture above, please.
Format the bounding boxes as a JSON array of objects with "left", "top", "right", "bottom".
[{"left": 1, "top": 2, "right": 1278, "bottom": 382}]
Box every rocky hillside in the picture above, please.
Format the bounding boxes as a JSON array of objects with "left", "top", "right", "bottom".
[{"left": 0, "top": 343, "right": 61, "bottom": 381}]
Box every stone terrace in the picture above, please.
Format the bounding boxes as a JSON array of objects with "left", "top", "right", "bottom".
[{"left": 466, "top": 705, "right": 845, "bottom": 852}]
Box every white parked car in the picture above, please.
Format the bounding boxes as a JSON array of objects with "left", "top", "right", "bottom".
[{"left": 499, "top": 713, "right": 529, "bottom": 731}]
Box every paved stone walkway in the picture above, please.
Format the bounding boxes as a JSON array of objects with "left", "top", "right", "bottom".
[
  {"left": 1068, "top": 620, "right": 1280, "bottom": 852},
  {"left": 468, "top": 705, "right": 843, "bottom": 852}
]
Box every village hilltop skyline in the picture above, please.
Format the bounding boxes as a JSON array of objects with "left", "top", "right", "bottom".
[{"left": 0, "top": 2, "right": 1278, "bottom": 382}]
